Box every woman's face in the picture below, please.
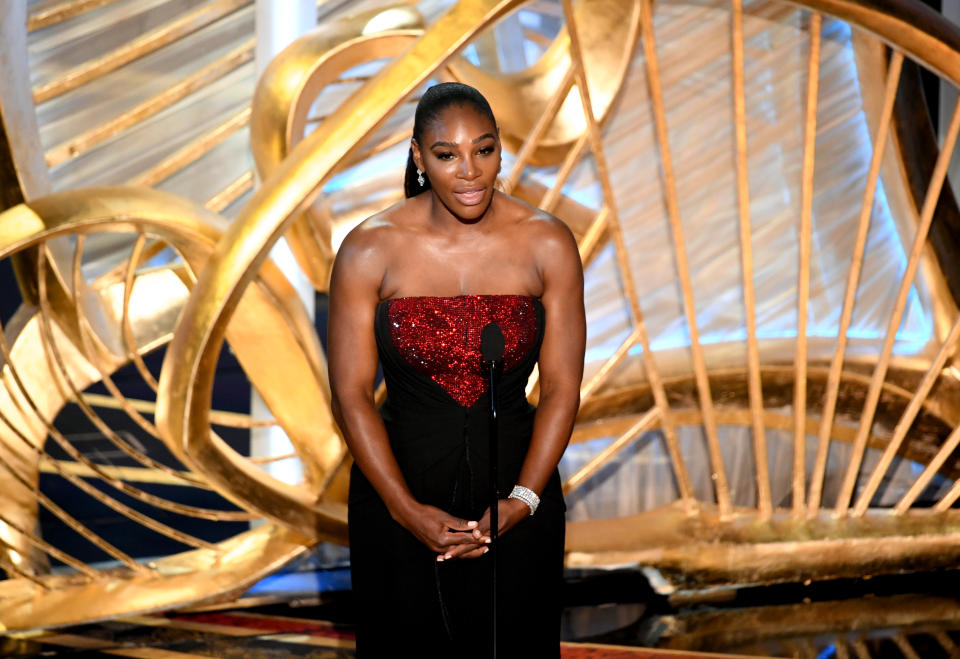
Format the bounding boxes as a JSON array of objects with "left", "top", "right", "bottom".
[{"left": 412, "top": 104, "right": 501, "bottom": 222}]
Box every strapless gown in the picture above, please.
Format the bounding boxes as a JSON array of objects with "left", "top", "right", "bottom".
[{"left": 348, "top": 294, "right": 565, "bottom": 657}]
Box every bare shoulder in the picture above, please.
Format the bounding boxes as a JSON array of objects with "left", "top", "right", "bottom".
[
  {"left": 331, "top": 200, "right": 416, "bottom": 288},
  {"left": 336, "top": 197, "right": 423, "bottom": 259},
  {"left": 337, "top": 207, "right": 390, "bottom": 254},
  {"left": 498, "top": 193, "right": 578, "bottom": 259}
]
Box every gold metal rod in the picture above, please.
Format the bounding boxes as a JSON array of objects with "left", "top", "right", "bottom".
[
  {"left": 32, "top": 0, "right": 252, "bottom": 104},
  {"left": 39, "top": 459, "right": 195, "bottom": 485},
  {"left": 45, "top": 40, "right": 254, "bottom": 168},
  {"left": 120, "top": 234, "right": 162, "bottom": 393},
  {"left": 0, "top": 552, "right": 49, "bottom": 590},
  {"left": 0, "top": 405, "right": 146, "bottom": 572},
  {"left": 562, "top": 407, "right": 661, "bottom": 495},
  {"left": 835, "top": 88, "right": 960, "bottom": 515},
  {"left": 522, "top": 26, "right": 554, "bottom": 49},
  {"left": 59, "top": 239, "right": 204, "bottom": 487},
  {"left": 897, "top": 424, "right": 960, "bottom": 513},
  {"left": 28, "top": 0, "right": 123, "bottom": 32},
  {"left": 205, "top": 170, "right": 255, "bottom": 213},
  {"left": 249, "top": 451, "right": 298, "bottom": 465},
  {"left": 0, "top": 504, "right": 96, "bottom": 577},
  {"left": 580, "top": 326, "right": 642, "bottom": 400},
  {"left": 894, "top": 633, "right": 922, "bottom": 659},
  {"left": 78, "top": 392, "right": 277, "bottom": 428},
  {"left": 934, "top": 476, "right": 960, "bottom": 511},
  {"left": 129, "top": 107, "right": 252, "bottom": 188},
  {"left": 570, "top": 393, "right": 901, "bottom": 446},
  {"left": 731, "top": 0, "right": 771, "bottom": 517},
  {"left": 324, "top": 74, "right": 373, "bottom": 86},
  {"left": 640, "top": 0, "right": 729, "bottom": 515},
  {"left": 807, "top": 51, "right": 904, "bottom": 513},
  {"left": 40, "top": 436, "right": 222, "bottom": 548},
  {"left": 46, "top": 262, "right": 257, "bottom": 519},
  {"left": 538, "top": 131, "right": 589, "bottom": 213},
  {"left": 851, "top": 638, "right": 872, "bottom": 659},
  {"left": 563, "top": 0, "right": 694, "bottom": 505},
  {"left": 317, "top": 448, "right": 351, "bottom": 501},
  {"left": 80, "top": 281, "right": 225, "bottom": 463},
  {"left": 514, "top": 118, "right": 595, "bottom": 401},
  {"left": 602, "top": 221, "right": 695, "bottom": 506},
  {"left": 504, "top": 66, "right": 577, "bottom": 194},
  {"left": 72, "top": 238, "right": 202, "bottom": 481},
  {"left": 98, "top": 235, "right": 169, "bottom": 289},
  {"left": 793, "top": 12, "right": 821, "bottom": 516},
  {"left": 855, "top": 315, "right": 960, "bottom": 515},
  {"left": 590, "top": 0, "right": 692, "bottom": 505},
  {"left": 35, "top": 487, "right": 143, "bottom": 573},
  {"left": 304, "top": 80, "right": 379, "bottom": 124},
  {"left": 32, "top": 250, "right": 237, "bottom": 539},
  {"left": 72, "top": 363, "right": 236, "bottom": 487},
  {"left": 577, "top": 206, "right": 609, "bottom": 264},
  {"left": 342, "top": 128, "right": 412, "bottom": 172},
  {"left": 933, "top": 630, "right": 960, "bottom": 656}
]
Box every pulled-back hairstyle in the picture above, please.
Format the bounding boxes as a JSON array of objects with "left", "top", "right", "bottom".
[{"left": 404, "top": 82, "right": 497, "bottom": 198}]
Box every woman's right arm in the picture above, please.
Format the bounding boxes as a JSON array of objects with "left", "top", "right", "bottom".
[{"left": 328, "top": 223, "right": 481, "bottom": 557}]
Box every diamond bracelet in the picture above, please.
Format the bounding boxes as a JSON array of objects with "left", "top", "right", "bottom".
[{"left": 508, "top": 485, "right": 540, "bottom": 516}]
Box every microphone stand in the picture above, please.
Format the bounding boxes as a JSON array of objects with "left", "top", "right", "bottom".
[
  {"left": 481, "top": 322, "right": 504, "bottom": 658},
  {"left": 486, "top": 353, "right": 499, "bottom": 658}
]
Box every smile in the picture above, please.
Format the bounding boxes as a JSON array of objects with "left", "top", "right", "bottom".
[{"left": 453, "top": 189, "right": 486, "bottom": 206}]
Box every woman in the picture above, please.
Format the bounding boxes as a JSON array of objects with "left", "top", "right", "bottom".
[{"left": 328, "top": 81, "right": 585, "bottom": 656}]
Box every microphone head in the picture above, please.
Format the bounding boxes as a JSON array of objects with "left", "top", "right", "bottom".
[{"left": 480, "top": 322, "right": 505, "bottom": 362}]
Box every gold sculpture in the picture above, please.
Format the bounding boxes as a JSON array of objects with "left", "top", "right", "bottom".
[{"left": 0, "top": 187, "right": 320, "bottom": 630}]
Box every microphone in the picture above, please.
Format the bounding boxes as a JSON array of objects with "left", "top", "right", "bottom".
[{"left": 481, "top": 322, "right": 505, "bottom": 364}]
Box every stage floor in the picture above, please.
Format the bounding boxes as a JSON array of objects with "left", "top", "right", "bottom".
[
  {"left": 2, "top": 608, "right": 760, "bottom": 658},
  {"left": 7, "top": 567, "right": 960, "bottom": 656}
]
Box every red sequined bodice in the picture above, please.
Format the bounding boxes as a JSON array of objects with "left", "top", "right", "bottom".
[{"left": 386, "top": 295, "right": 538, "bottom": 407}]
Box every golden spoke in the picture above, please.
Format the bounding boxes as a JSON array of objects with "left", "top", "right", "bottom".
[
  {"left": 640, "top": 0, "right": 726, "bottom": 513},
  {"left": 793, "top": 12, "right": 821, "bottom": 515},
  {"left": 807, "top": 51, "right": 904, "bottom": 513},
  {"left": 835, "top": 88, "right": 960, "bottom": 515},
  {"left": 731, "top": 0, "right": 770, "bottom": 516}
]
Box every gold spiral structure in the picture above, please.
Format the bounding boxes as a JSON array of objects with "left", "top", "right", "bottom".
[
  {"left": 2, "top": 0, "right": 960, "bottom": 632},
  {"left": 0, "top": 186, "right": 321, "bottom": 630}
]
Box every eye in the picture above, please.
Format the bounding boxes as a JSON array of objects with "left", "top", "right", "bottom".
[
  {"left": 478, "top": 145, "right": 495, "bottom": 156},
  {"left": 434, "top": 151, "right": 455, "bottom": 161}
]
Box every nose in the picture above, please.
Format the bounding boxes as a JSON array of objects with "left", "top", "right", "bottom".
[{"left": 458, "top": 154, "right": 479, "bottom": 180}]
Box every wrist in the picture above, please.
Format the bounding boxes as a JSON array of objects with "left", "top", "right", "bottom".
[
  {"left": 503, "top": 497, "right": 529, "bottom": 519},
  {"left": 386, "top": 494, "right": 420, "bottom": 523},
  {"left": 508, "top": 484, "right": 540, "bottom": 516}
]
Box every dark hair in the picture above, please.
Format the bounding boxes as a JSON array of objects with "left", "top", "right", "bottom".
[{"left": 404, "top": 82, "right": 497, "bottom": 198}]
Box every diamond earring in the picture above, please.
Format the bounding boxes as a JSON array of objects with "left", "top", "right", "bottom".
[{"left": 417, "top": 169, "right": 425, "bottom": 186}]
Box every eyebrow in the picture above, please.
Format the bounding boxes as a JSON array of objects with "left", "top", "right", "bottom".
[{"left": 429, "top": 133, "right": 497, "bottom": 149}]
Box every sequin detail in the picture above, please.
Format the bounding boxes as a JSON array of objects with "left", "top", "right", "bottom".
[{"left": 387, "top": 295, "right": 538, "bottom": 407}]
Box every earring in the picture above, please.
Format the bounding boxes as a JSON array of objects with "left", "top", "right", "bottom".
[{"left": 417, "top": 169, "right": 425, "bottom": 186}]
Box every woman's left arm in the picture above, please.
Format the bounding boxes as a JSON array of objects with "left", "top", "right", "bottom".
[
  {"left": 466, "top": 216, "right": 585, "bottom": 548},
  {"left": 515, "top": 216, "right": 585, "bottom": 500}
]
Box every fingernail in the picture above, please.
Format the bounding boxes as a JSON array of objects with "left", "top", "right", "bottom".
[
  {"left": 484, "top": 538, "right": 491, "bottom": 544},
  {"left": 482, "top": 547, "right": 489, "bottom": 554},
  {"left": 467, "top": 521, "right": 478, "bottom": 528},
  {"left": 437, "top": 556, "right": 444, "bottom": 562}
]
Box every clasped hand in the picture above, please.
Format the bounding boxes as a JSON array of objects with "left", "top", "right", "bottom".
[{"left": 393, "top": 499, "right": 529, "bottom": 562}]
